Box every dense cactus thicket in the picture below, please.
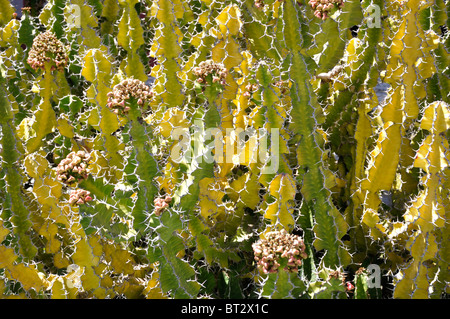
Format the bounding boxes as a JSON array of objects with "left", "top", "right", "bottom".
[{"left": 0, "top": 0, "right": 449, "bottom": 299}]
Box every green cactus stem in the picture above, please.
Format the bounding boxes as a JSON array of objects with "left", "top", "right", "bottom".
[{"left": 0, "top": 73, "right": 37, "bottom": 258}]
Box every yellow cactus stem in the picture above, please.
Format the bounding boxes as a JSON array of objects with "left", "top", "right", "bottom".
[
  {"left": 393, "top": 100, "right": 450, "bottom": 298},
  {"left": 264, "top": 173, "right": 296, "bottom": 230},
  {"left": 1, "top": 0, "right": 449, "bottom": 300}
]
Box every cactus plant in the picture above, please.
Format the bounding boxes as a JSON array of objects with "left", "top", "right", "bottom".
[{"left": 0, "top": 0, "right": 448, "bottom": 300}]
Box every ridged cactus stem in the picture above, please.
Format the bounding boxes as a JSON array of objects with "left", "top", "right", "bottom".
[
  {"left": 259, "top": 270, "right": 306, "bottom": 298},
  {"left": 241, "top": 0, "right": 282, "bottom": 61},
  {"left": 27, "top": 62, "right": 57, "bottom": 153},
  {"left": 127, "top": 99, "right": 159, "bottom": 233},
  {"left": 150, "top": 209, "right": 201, "bottom": 298},
  {"left": 82, "top": 49, "right": 125, "bottom": 182},
  {"left": 394, "top": 101, "right": 449, "bottom": 298},
  {"left": 117, "top": 0, "right": 146, "bottom": 81},
  {"left": 323, "top": 0, "right": 382, "bottom": 131},
  {"left": 285, "top": 0, "right": 348, "bottom": 268},
  {"left": 64, "top": 204, "right": 101, "bottom": 292},
  {"left": 0, "top": 74, "right": 36, "bottom": 258}
]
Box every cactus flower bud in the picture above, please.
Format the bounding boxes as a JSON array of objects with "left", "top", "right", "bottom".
[
  {"left": 27, "top": 31, "right": 69, "bottom": 72},
  {"left": 308, "top": 0, "right": 344, "bottom": 20},
  {"left": 252, "top": 229, "right": 308, "bottom": 274},
  {"left": 346, "top": 282, "right": 355, "bottom": 291},
  {"left": 69, "top": 189, "right": 93, "bottom": 206},
  {"left": 164, "top": 195, "right": 173, "bottom": 203},
  {"left": 107, "top": 78, "right": 154, "bottom": 116},
  {"left": 193, "top": 60, "right": 228, "bottom": 87},
  {"left": 153, "top": 194, "right": 172, "bottom": 216},
  {"left": 56, "top": 151, "right": 90, "bottom": 185}
]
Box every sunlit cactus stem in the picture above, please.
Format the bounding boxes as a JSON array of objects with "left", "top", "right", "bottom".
[
  {"left": 0, "top": 72, "right": 37, "bottom": 258},
  {"left": 112, "top": 78, "right": 160, "bottom": 232},
  {"left": 25, "top": 30, "right": 69, "bottom": 153}
]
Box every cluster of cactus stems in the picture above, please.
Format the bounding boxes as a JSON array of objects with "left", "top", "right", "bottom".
[{"left": 0, "top": 0, "right": 449, "bottom": 300}]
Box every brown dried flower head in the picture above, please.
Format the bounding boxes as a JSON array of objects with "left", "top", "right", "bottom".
[
  {"left": 27, "top": 31, "right": 68, "bottom": 72},
  {"left": 107, "top": 78, "right": 154, "bottom": 116},
  {"left": 308, "top": 0, "right": 345, "bottom": 20},
  {"left": 193, "top": 60, "right": 228, "bottom": 86},
  {"left": 252, "top": 229, "right": 308, "bottom": 274},
  {"left": 56, "top": 151, "right": 90, "bottom": 185},
  {"left": 69, "top": 189, "right": 93, "bottom": 206}
]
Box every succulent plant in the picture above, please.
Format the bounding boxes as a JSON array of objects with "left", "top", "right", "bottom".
[
  {"left": 27, "top": 30, "right": 68, "bottom": 72},
  {"left": 273, "top": 79, "right": 290, "bottom": 94},
  {"left": 0, "top": 0, "right": 447, "bottom": 301},
  {"left": 243, "top": 83, "right": 259, "bottom": 98},
  {"left": 254, "top": 0, "right": 303, "bottom": 9}
]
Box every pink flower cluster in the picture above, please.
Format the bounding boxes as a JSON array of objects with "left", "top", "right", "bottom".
[
  {"left": 308, "top": 0, "right": 345, "bottom": 20},
  {"left": 273, "top": 80, "right": 290, "bottom": 95},
  {"left": 153, "top": 195, "right": 173, "bottom": 216},
  {"left": 107, "top": 78, "right": 154, "bottom": 116},
  {"left": 252, "top": 229, "right": 308, "bottom": 274},
  {"left": 243, "top": 83, "right": 259, "bottom": 98},
  {"left": 56, "top": 151, "right": 90, "bottom": 185},
  {"left": 254, "top": 0, "right": 265, "bottom": 8},
  {"left": 27, "top": 31, "right": 68, "bottom": 72},
  {"left": 193, "top": 60, "right": 228, "bottom": 86},
  {"left": 69, "top": 189, "right": 93, "bottom": 206}
]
